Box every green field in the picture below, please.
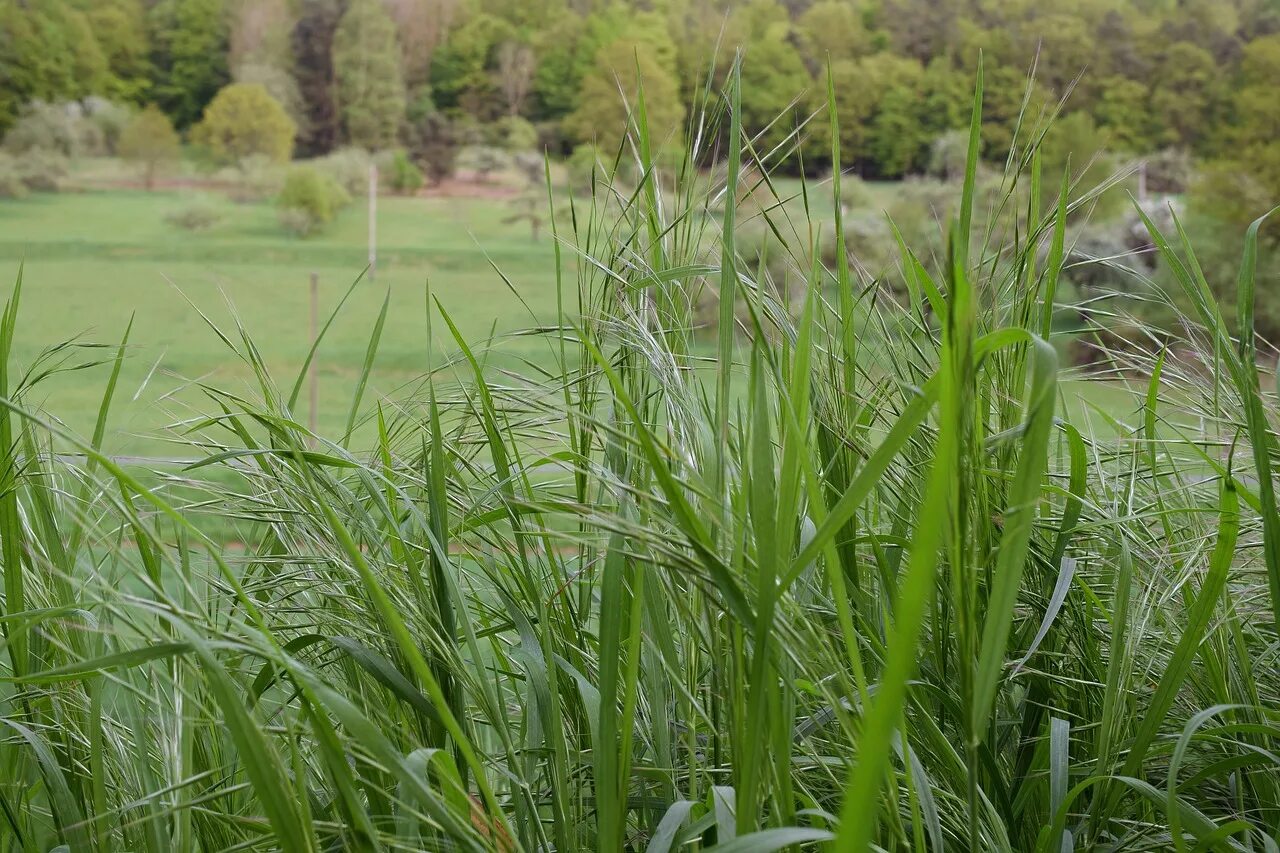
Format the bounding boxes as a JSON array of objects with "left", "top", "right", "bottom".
[
  {"left": 1, "top": 186, "right": 1158, "bottom": 459},
  {"left": 0, "top": 188, "right": 562, "bottom": 454}
]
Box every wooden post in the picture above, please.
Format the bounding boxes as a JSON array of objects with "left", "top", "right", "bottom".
[
  {"left": 309, "top": 271, "right": 319, "bottom": 439},
  {"left": 368, "top": 162, "right": 378, "bottom": 282}
]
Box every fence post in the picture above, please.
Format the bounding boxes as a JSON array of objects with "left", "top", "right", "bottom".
[
  {"left": 309, "top": 271, "right": 319, "bottom": 440},
  {"left": 368, "top": 162, "right": 378, "bottom": 282}
]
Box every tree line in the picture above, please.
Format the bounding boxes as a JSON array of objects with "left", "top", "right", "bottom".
[{"left": 1, "top": 0, "right": 1278, "bottom": 196}]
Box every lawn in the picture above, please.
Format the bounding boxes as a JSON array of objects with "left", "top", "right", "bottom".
[{"left": 0, "top": 188, "right": 561, "bottom": 455}]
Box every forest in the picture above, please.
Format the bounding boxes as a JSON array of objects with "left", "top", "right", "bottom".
[
  {"left": 0, "top": 0, "right": 1277, "bottom": 189},
  {"left": 2, "top": 2, "right": 1280, "bottom": 852}
]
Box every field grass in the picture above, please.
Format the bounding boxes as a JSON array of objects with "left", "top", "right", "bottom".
[
  {"left": 0, "top": 68, "right": 1278, "bottom": 853},
  {"left": 0, "top": 179, "right": 1151, "bottom": 463},
  {"left": 0, "top": 188, "right": 561, "bottom": 454}
]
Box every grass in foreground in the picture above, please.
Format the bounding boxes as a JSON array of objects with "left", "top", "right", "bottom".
[{"left": 0, "top": 65, "right": 1276, "bottom": 853}]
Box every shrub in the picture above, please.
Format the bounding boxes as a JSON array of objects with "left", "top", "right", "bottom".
[
  {"left": 277, "top": 166, "right": 350, "bottom": 237},
  {"left": 315, "top": 147, "right": 374, "bottom": 196},
  {"left": 191, "top": 83, "right": 297, "bottom": 169},
  {"left": 566, "top": 144, "right": 612, "bottom": 193},
  {"left": 0, "top": 154, "right": 29, "bottom": 199},
  {"left": 12, "top": 150, "right": 69, "bottom": 192},
  {"left": 217, "top": 155, "right": 287, "bottom": 203},
  {"left": 926, "top": 129, "right": 969, "bottom": 181},
  {"left": 408, "top": 112, "right": 458, "bottom": 186},
  {"left": 118, "top": 106, "right": 181, "bottom": 190},
  {"left": 460, "top": 145, "right": 507, "bottom": 183},
  {"left": 83, "top": 97, "right": 133, "bottom": 155},
  {"left": 1142, "top": 147, "right": 1193, "bottom": 195},
  {"left": 382, "top": 149, "right": 424, "bottom": 195},
  {"left": 164, "top": 196, "right": 222, "bottom": 231},
  {"left": 496, "top": 116, "right": 538, "bottom": 152},
  {"left": 2, "top": 101, "right": 101, "bottom": 157}
]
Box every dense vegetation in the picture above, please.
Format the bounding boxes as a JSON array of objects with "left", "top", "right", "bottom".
[
  {"left": 0, "top": 60, "right": 1275, "bottom": 851},
  {"left": 0, "top": 1, "right": 1276, "bottom": 188}
]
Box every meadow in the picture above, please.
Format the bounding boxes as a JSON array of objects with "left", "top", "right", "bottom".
[
  {"left": 0, "top": 70, "right": 1274, "bottom": 851},
  {"left": 0, "top": 186, "right": 561, "bottom": 455}
]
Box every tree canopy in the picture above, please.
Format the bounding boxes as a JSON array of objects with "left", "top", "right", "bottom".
[{"left": 0, "top": 0, "right": 1278, "bottom": 182}]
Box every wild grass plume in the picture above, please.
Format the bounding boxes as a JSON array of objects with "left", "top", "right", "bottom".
[{"left": 0, "top": 66, "right": 1276, "bottom": 853}]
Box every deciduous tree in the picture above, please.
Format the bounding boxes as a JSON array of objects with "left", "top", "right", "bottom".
[
  {"left": 333, "top": 0, "right": 408, "bottom": 149},
  {"left": 118, "top": 104, "right": 180, "bottom": 189},
  {"left": 191, "top": 82, "right": 296, "bottom": 167}
]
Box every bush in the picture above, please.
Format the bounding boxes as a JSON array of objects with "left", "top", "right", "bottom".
[
  {"left": 315, "top": 147, "right": 374, "bottom": 195},
  {"left": 408, "top": 112, "right": 458, "bottom": 186},
  {"left": 926, "top": 129, "right": 969, "bottom": 181},
  {"left": 213, "top": 154, "right": 286, "bottom": 203},
  {"left": 1143, "top": 148, "right": 1193, "bottom": 195},
  {"left": 83, "top": 97, "right": 133, "bottom": 155},
  {"left": 277, "top": 166, "right": 350, "bottom": 237},
  {"left": 192, "top": 84, "right": 297, "bottom": 169},
  {"left": 165, "top": 197, "right": 222, "bottom": 231},
  {"left": 3, "top": 101, "right": 102, "bottom": 157},
  {"left": 11, "top": 150, "right": 69, "bottom": 192},
  {"left": 0, "top": 153, "right": 29, "bottom": 199},
  {"left": 382, "top": 150, "right": 424, "bottom": 195},
  {"left": 566, "top": 144, "right": 612, "bottom": 194},
  {"left": 496, "top": 116, "right": 538, "bottom": 152},
  {"left": 460, "top": 145, "right": 507, "bottom": 183}
]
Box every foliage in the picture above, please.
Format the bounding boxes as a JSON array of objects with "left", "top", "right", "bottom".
[
  {"left": 314, "top": 146, "right": 374, "bottom": 195},
  {"left": 118, "top": 105, "right": 181, "bottom": 189},
  {"left": 146, "top": 0, "right": 230, "bottom": 129},
  {"left": 382, "top": 148, "right": 424, "bottom": 194},
  {"left": 192, "top": 83, "right": 296, "bottom": 168},
  {"left": 0, "top": 153, "right": 28, "bottom": 199},
  {"left": 0, "top": 149, "right": 71, "bottom": 193},
  {"left": 1, "top": 66, "right": 1280, "bottom": 853},
  {"left": 565, "top": 32, "right": 684, "bottom": 153},
  {"left": 2, "top": 101, "right": 103, "bottom": 158},
  {"left": 291, "top": 0, "right": 344, "bottom": 156},
  {"left": 496, "top": 115, "right": 538, "bottom": 152},
  {"left": 276, "top": 164, "right": 350, "bottom": 236},
  {"left": 164, "top": 195, "right": 222, "bottom": 230},
  {"left": 408, "top": 110, "right": 459, "bottom": 185},
  {"left": 4, "top": 0, "right": 1280, "bottom": 181},
  {"left": 0, "top": 1, "right": 107, "bottom": 133},
  {"left": 333, "top": 0, "right": 407, "bottom": 150},
  {"left": 460, "top": 145, "right": 507, "bottom": 182},
  {"left": 429, "top": 12, "right": 514, "bottom": 118}
]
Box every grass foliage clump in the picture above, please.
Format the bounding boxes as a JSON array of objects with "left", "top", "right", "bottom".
[{"left": 0, "top": 63, "right": 1278, "bottom": 852}]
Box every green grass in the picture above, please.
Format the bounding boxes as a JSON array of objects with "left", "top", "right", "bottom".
[
  {"left": 0, "top": 72, "right": 1274, "bottom": 852},
  {"left": 0, "top": 189, "right": 560, "bottom": 454}
]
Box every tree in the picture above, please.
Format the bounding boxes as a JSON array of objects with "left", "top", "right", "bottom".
[
  {"left": 496, "top": 41, "right": 535, "bottom": 117},
  {"left": 1148, "top": 41, "right": 1221, "bottom": 153},
  {"left": 0, "top": 1, "right": 109, "bottom": 132},
  {"left": 384, "top": 0, "right": 463, "bottom": 91},
  {"left": 227, "top": 0, "right": 305, "bottom": 131},
  {"left": 118, "top": 105, "right": 180, "bottom": 189},
  {"left": 429, "top": 12, "right": 514, "bottom": 118},
  {"left": 73, "top": 0, "right": 151, "bottom": 102},
  {"left": 795, "top": 0, "right": 870, "bottom": 65},
  {"left": 192, "top": 83, "right": 296, "bottom": 167},
  {"left": 868, "top": 86, "right": 926, "bottom": 177},
  {"left": 1196, "top": 34, "right": 1280, "bottom": 229},
  {"left": 333, "top": 0, "right": 408, "bottom": 150},
  {"left": 739, "top": 22, "right": 812, "bottom": 163},
  {"left": 291, "top": 0, "right": 343, "bottom": 156},
  {"left": 1095, "top": 76, "right": 1153, "bottom": 152},
  {"left": 147, "top": 0, "right": 229, "bottom": 129},
  {"left": 565, "top": 30, "right": 684, "bottom": 153},
  {"left": 408, "top": 111, "right": 458, "bottom": 185}
]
